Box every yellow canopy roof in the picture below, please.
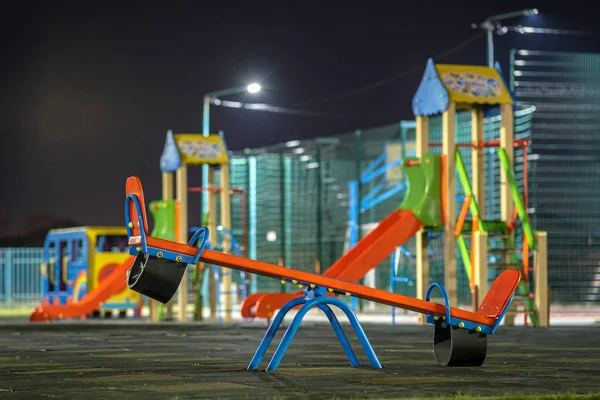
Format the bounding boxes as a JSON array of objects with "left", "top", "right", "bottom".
[
  {"left": 174, "top": 134, "right": 230, "bottom": 165},
  {"left": 160, "top": 131, "right": 230, "bottom": 172}
]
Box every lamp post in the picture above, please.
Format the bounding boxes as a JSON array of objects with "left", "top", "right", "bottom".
[
  {"left": 472, "top": 8, "right": 538, "bottom": 67},
  {"left": 201, "top": 83, "right": 261, "bottom": 215},
  {"left": 202, "top": 83, "right": 262, "bottom": 137}
]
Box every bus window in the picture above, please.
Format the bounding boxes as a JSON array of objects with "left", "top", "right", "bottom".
[
  {"left": 72, "top": 239, "right": 84, "bottom": 262},
  {"left": 96, "top": 235, "right": 128, "bottom": 253}
]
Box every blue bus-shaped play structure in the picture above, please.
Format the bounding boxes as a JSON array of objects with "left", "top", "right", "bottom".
[{"left": 39, "top": 226, "right": 140, "bottom": 315}]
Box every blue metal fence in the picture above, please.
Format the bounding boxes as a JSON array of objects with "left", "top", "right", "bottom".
[{"left": 0, "top": 248, "right": 44, "bottom": 307}]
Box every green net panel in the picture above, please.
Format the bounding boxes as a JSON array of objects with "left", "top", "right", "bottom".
[
  {"left": 238, "top": 152, "right": 285, "bottom": 293},
  {"left": 229, "top": 157, "right": 249, "bottom": 255},
  {"left": 511, "top": 49, "right": 600, "bottom": 307}
]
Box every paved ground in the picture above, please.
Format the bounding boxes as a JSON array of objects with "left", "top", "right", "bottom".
[{"left": 1, "top": 318, "right": 599, "bottom": 399}]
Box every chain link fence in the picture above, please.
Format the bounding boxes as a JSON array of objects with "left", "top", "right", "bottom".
[{"left": 511, "top": 49, "right": 600, "bottom": 307}]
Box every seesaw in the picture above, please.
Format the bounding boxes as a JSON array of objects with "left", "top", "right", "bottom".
[{"left": 124, "top": 176, "right": 520, "bottom": 371}]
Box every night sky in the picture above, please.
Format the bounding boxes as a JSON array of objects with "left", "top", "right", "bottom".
[{"left": 2, "top": 1, "right": 598, "bottom": 235}]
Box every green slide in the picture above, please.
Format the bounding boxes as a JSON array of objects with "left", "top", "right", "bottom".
[
  {"left": 399, "top": 154, "right": 443, "bottom": 227},
  {"left": 149, "top": 200, "right": 177, "bottom": 240}
]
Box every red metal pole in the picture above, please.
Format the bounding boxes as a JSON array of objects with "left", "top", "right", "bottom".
[
  {"left": 482, "top": 138, "right": 529, "bottom": 148},
  {"left": 241, "top": 190, "right": 248, "bottom": 257}
]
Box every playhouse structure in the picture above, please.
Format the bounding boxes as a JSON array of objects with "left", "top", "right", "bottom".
[
  {"left": 410, "top": 58, "right": 548, "bottom": 326},
  {"left": 154, "top": 130, "right": 247, "bottom": 323},
  {"left": 239, "top": 59, "right": 549, "bottom": 328}
]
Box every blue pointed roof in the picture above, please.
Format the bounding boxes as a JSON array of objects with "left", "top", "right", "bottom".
[
  {"left": 160, "top": 130, "right": 182, "bottom": 173},
  {"left": 412, "top": 58, "right": 514, "bottom": 117},
  {"left": 412, "top": 58, "right": 450, "bottom": 117}
]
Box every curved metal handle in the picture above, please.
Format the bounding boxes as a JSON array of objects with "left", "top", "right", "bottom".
[
  {"left": 189, "top": 227, "right": 210, "bottom": 265},
  {"left": 425, "top": 282, "right": 452, "bottom": 325},
  {"left": 188, "top": 227, "right": 208, "bottom": 247},
  {"left": 125, "top": 193, "right": 148, "bottom": 253}
]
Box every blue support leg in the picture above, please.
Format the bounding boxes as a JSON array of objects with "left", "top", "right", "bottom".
[
  {"left": 264, "top": 295, "right": 381, "bottom": 371},
  {"left": 265, "top": 299, "right": 318, "bottom": 371},
  {"left": 317, "top": 304, "right": 360, "bottom": 367},
  {"left": 247, "top": 297, "right": 306, "bottom": 370},
  {"left": 247, "top": 286, "right": 381, "bottom": 372},
  {"left": 326, "top": 297, "right": 382, "bottom": 369}
]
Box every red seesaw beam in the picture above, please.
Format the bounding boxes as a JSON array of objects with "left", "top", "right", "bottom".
[{"left": 198, "top": 249, "right": 496, "bottom": 327}]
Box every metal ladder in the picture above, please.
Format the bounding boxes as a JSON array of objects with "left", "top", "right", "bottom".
[{"left": 455, "top": 149, "right": 539, "bottom": 326}]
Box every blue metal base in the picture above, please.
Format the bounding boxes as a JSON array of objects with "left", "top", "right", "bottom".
[{"left": 247, "top": 286, "right": 382, "bottom": 372}]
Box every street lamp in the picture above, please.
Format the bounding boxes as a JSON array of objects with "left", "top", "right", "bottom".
[
  {"left": 247, "top": 83, "right": 261, "bottom": 94},
  {"left": 472, "top": 8, "right": 538, "bottom": 67},
  {"left": 202, "top": 83, "right": 261, "bottom": 136},
  {"left": 201, "top": 83, "right": 261, "bottom": 217}
]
